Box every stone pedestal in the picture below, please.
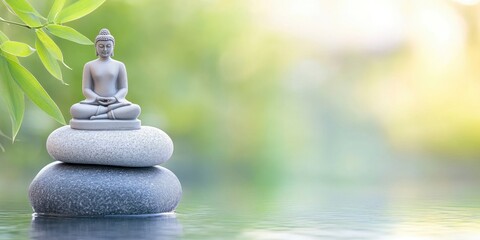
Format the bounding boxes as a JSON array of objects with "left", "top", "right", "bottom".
[
  {"left": 46, "top": 126, "right": 174, "bottom": 167},
  {"left": 69, "top": 119, "right": 141, "bottom": 130},
  {"left": 29, "top": 125, "right": 182, "bottom": 217}
]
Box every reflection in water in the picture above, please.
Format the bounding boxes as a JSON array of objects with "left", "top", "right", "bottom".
[
  {"left": 0, "top": 194, "right": 479, "bottom": 239},
  {"left": 30, "top": 214, "right": 182, "bottom": 240}
]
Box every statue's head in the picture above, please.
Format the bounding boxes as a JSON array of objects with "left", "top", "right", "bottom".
[{"left": 95, "top": 28, "right": 115, "bottom": 58}]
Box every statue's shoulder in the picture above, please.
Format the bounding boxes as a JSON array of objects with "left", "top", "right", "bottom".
[
  {"left": 111, "top": 59, "right": 126, "bottom": 67},
  {"left": 84, "top": 59, "right": 125, "bottom": 68},
  {"left": 84, "top": 59, "right": 98, "bottom": 67}
]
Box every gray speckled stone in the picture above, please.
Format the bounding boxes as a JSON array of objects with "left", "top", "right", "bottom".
[
  {"left": 47, "top": 126, "right": 173, "bottom": 167},
  {"left": 29, "top": 162, "right": 182, "bottom": 216}
]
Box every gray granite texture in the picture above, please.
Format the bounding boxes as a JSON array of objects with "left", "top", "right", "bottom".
[
  {"left": 47, "top": 126, "right": 173, "bottom": 167},
  {"left": 29, "top": 162, "right": 182, "bottom": 216}
]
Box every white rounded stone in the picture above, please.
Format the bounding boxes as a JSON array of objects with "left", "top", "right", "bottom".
[{"left": 47, "top": 126, "right": 174, "bottom": 167}]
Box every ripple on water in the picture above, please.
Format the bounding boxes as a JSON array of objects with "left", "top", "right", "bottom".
[{"left": 2, "top": 199, "right": 480, "bottom": 239}]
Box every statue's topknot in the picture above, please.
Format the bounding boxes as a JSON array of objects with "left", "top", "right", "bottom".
[{"left": 95, "top": 28, "right": 115, "bottom": 45}]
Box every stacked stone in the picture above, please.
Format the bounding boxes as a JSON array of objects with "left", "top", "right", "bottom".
[{"left": 28, "top": 124, "right": 182, "bottom": 217}]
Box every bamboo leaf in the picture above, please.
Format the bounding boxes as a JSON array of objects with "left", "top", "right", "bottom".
[
  {"left": 5, "top": 57, "right": 66, "bottom": 125},
  {"left": 35, "top": 29, "right": 63, "bottom": 61},
  {"left": 3, "top": 0, "right": 44, "bottom": 27},
  {"left": 47, "top": 0, "right": 65, "bottom": 23},
  {"left": 0, "top": 32, "right": 20, "bottom": 63},
  {"left": 57, "top": 0, "right": 106, "bottom": 23},
  {"left": 0, "top": 55, "right": 24, "bottom": 141},
  {"left": 0, "top": 41, "right": 35, "bottom": 57},
  {"left": 36, "top": 29, "right": 71, "bottom": 70},
  {"left": 0, "top": 30, "right": 8, "bottom": 43},
  {"left": 35, "top": 36, "right": 64, "bottom": 83},
  {"left": 0, "top": 31, "right": 18, "bottom": 63},
  {"left": 46, "top": 24, "right": 93, "bottom": 45}
]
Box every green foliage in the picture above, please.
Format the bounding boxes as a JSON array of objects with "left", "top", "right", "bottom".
[
  {"left": 3, "top": 0, "right": 44, "bottom": 27},
  {"left": 0, "top": 31, "right": 23, "bottom": 141},
  {"left": 46, "top": 24, "right": 93, "bottom": 45},
  {"left": 47, "top": 0, "right": 65, "bottom": 22},
  {"left": 0, "top": 0, "right": 105, "bottom": 142},
  {"left": 0, "top": 41, "right": 35, "bottom": 57},
  {"left": 0, "top": 56, "right": 24, "bottom": 141},
  {"left": 56, "top": 0, "right": 106, "bottom": 23},
  {"left": 4, "top": 56, "right": 65, "bottom": 125},
  {"left": 35, "top": 30, "right": 63, "bottom": 82}
]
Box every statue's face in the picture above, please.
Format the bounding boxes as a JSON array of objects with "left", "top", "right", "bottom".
[{"left": 96, "top": 40, "right": 113, "bottom": 58}]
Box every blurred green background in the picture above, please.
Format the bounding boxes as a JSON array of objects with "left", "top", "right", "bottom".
[{"left": 2, "top": 0, "right": 480, "bottom": 217}]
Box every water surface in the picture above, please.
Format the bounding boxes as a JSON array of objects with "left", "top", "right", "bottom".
[{"left": 2, "top": 182, "right": 480, "bottom": 240}]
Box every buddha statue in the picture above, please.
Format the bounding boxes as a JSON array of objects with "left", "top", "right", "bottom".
[{"left": 70, "top": 29, "right": 141, "bottom": 130}]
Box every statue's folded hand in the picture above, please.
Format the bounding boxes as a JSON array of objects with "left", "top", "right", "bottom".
[{"left": 97, "top": 97, "right": 117, "bottom": 106}]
